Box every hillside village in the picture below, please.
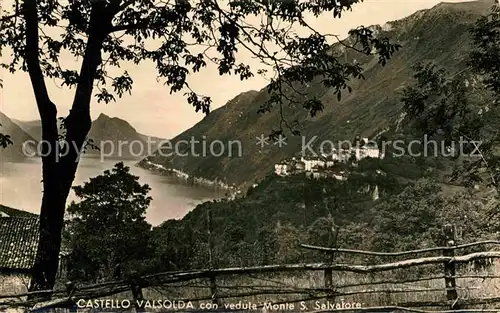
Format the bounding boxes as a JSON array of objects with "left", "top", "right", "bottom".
[
  {"left": 274, "top": 137, "right": 384, "bottom": 180},
  {"left": 141, "top": 137, "right": 384, "bottom": 192}
]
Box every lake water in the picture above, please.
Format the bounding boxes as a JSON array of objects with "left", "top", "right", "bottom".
[{"left": 0, "top": 158, "right": 218, "bottom": 226}]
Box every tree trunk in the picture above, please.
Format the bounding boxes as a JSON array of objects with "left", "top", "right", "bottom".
[
  {"left": 25, "top": 0, "right": 112, "bottom": 299},
  {"left": 24, "top": 0, "right": 64, "bottom": 298},
  {"left": 30, "top": 183, "right": 66, "bottom": 292}
]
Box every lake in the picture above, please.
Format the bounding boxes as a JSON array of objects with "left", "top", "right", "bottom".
[{"left": 0, "top": 158, "right": 218, "bottom": 226}]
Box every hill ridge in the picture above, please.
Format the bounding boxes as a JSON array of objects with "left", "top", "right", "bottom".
[
  {"left": 137, "top": 0, "right": 492, "bottom": 188},
  {"left": 0, "top": 111, "right": 37, "bottom": 161},
  {"left": 6, "top": 113, "right": 164, "bottom": 160}
]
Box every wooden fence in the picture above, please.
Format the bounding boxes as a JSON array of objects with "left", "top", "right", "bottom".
[{"left": 1, "top": 223, "right": 500, "bottom": 312}]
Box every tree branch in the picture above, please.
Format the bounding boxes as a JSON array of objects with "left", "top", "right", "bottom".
[
  {"left": 0, "top": 11, "right": 22, "bottom": 24},
  {"left": 23, "top": 0, "right": 58, "bottom": 145},
  {"left": 110, "top": 22, "right": 147, "bottom": 33},
  {"left": 59, "top": 0, "right": 114, "bottom": 192},
  {"left": 115, "top": 0, "right": 136, "bottom": 14},
  {"left": 107, "top": 0, "right": 127, "bottom": 17},
  {"left": 68, "top": 2, "right": 111, "bottom": 116}
]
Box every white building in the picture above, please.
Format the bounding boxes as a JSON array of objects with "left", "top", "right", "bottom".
[
  {"left": 372, "top": 185, "right": 380, "bottom": 201},
  {"left": 353, "top": 147, "right": 364, "bottom": 160},
  {"left": 301, "top": 157, "right": 326, "bottom": 171},
  {"left": 274, "top": 162, "right": 290, "bottom": 176},
  {"left": 331, "top": 152, "right": 340, "bottom": 161},
  {"left": 333, "top": 173, "right": 347, "bottom": 181},
  {"left": 338, "top": 149, "right": 352, "bottom": 162},
  {"left": 365, "top": 147, "right": 382, "bottom": 159},
  {"left": 352, "top": 144, "right": 383, "bottom": 161}
]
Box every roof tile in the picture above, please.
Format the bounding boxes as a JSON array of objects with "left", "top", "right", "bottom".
[{"left": 0, "top": 217, "right": 39, "bottom": 270}]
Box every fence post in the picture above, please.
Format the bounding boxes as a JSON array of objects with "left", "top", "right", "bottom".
[
  {"left": 324, "top": 215, "right": 339, "bottom": 299},
  {"left": 207, "top": 207, "right": 218, "bottom": 305},
  {"left": 442, "top": 224, "right": 458, "bottom": 309},
  {"left": 129, "top": 273, "right": 145, "bottom": 313},
  {"left": 66, "top": 281, "right": 77, "bottom": 313}
]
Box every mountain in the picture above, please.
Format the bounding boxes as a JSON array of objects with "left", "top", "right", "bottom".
[
  {"left": 86, "top": 113, "right": 149, "bottom": 159},
  {"left": 11, "top": 119, "right": 46, "bottom": 143},
  {"left": 14, "top": 113, "right": 165, "bottom": 160},
  {"left": 0, "top": 111, "right": 37, "bottom": 161},
  {"left": 138, "top": 0, "right": 493, "bottom": 188}
]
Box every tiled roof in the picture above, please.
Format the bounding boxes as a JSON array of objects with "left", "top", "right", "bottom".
[
  {"left": 0, "top": 217, "right": 39, "bottom": 270},
  {"left": 0, "top": 204, "right": 38, "bottom": 218}
]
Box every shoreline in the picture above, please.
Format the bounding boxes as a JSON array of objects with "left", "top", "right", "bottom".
[{"left": 136, "top": 159, "right": 242, "bottom": 198}]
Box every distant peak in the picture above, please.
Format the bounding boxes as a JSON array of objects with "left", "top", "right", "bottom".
[
  {"left": 431, "top": 0, "right": 493, "bottom": 12},
  {"left": 96, "top": 113, "right": 110, "bottom": 120}
]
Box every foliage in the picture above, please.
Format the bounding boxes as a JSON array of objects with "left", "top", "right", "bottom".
[
  {"left": 469, "top": 6, "right": 500, "bottom": 101},
  {"left": 0, "top": 0, "right": 401, "bottom": 136},
  {"left": 401, "top": 63, "right": 484, "bottom": 141},
  {"left": 137, "top": 1, "right": 489, "bottom": 189},
  {"left": 365, "top": 178, "right": 499, "bottom": 277},
  {"left": 143, "top": 4, "right": 500, "bottom": 273},
  {"left": 401, "top": 5, "right": 500, "bottom": 195},
  {"left": 64, "top": 162, "right": 152, "bottom": 282},
  {"left": 0, "top": 125, "right": 13, "bottom": 148},
  {"left": 0, "top": 0, "right": 401, "bottom": 291},
  {"left": 369, "top": 179, "right": 446, "bottom": 252},
  {"left": 148, "top": 154, "right": 479, "bottom": 270},
  {"left": 56, "top": 157, "right": 497, "bottom": 280},
  {"left": 0, "top": 77, "right": 13, "bottom": 148},
  {"left": 148, "top": 165, "right": 498, "bottom": 271}
]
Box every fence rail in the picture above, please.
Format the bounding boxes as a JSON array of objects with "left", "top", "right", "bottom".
[
  {"left": 298, "top": 240, "right": 500, "bottom": 256},
  {"left": 1, "top": 227, "right": 500, "bottom": 312}
]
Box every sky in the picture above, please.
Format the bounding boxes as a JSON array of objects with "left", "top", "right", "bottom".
[{"left": 0, "top": 0, "right": 473, "bottom": 139}]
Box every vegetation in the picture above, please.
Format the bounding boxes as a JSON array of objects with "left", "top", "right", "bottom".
[
  {"left": 0, "top": 81, "right": 13, "bottom": 148},
  {"left": 142, "top": 156, "right": 498, "bottom": 274},
  {"left": 4, "top": 0, "right": 500, "bottom": 303},
  {"left": 138, "top": 1, "right": 500, "bottom": 273},
  {"left": 63, "top": 162, "right": 152, "bottom": 282},
  {"left": 0, "top": 112, "right": 38, "bottom": 160},
  {"left": 0, "top": 129, "right": 12, "bottom": 148},
  {"left": 64, "top": 155, "right": 497, "bottom": 285},
  {"left": 139, "top": 0, "right": 493, "bottom": 188},
  {"left": 0, "top": 0, "right": 399, "bottom": 293},
  {"left": 401, "top": 5, "right": 500, "bottom": 205}
]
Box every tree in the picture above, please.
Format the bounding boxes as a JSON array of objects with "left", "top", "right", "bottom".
[
  {"left": 469, "top": 5, "right": 500, "bottom": 102},
  {"left": 63, "top": 162, "right": 152, "bottom": 282},
  {"left": 0, "top": 128, "right": 12, "bottom": 148},
  {"left": 401, "top": 4, "right": 500, "bottom": 193},
  {"left": 0, "top": 0, "right": 400, "bottom": 293},
  {"left": 369, "top": 178, "right": 499, "bottom": 264},
  {"left": 369, "top": 179, "right": 443, "bottom": 252},
  {"left": 0, "top": 79, "right": 13, "bottom": 148},
  {"left": 273, "top": 221, "right": 305, "bottom": 264}
]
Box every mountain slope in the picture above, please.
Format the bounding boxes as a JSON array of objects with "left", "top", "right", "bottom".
[
  {"left": 13, "top": 114, "right": 165, "bottom": 160},
  {"left": 0, "top": 112, "right": 37, "bottom": 161},
  {"left": 138, "top": 0, "right": 493, "bottom": 188},
  {"left": 12, "top": 119, "right": 46, "bottom": 143}
]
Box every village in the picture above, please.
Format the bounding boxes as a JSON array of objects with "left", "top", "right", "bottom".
[{"left": 274, "top": 137, "right": 385, "bottom": 180}]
